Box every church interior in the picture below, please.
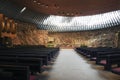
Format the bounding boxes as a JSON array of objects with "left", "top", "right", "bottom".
[{"left": 0, "top": 0, "right": 120, "bottom": 80}]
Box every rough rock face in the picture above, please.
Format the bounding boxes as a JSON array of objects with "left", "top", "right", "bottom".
[
  {"left": 12, "top": 20, "right": 120, "bottom": 48},
  {"left": 48, "top": 26, "right": 120, "bottom": 48},
  {"left": 12, "top": 21, "right": 48, "bottom": 46}
]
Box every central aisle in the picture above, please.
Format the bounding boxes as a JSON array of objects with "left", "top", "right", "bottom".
[{"left": 47, "top": 49, "right": 107, "bottom": 80}]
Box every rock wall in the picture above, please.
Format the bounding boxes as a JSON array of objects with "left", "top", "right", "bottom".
[
  {"left": 12, "top": 21, "right": 48, "bottom": 46},
  {"left": 11, "top": 20, "right": 120, "bottom": 48},
  {"left": 48, "top": 26, "right": 120, "bottom": 48}
]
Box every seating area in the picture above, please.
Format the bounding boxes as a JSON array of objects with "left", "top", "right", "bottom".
[
  {"left": 75, "top": 47, "right": 120, "bottom": 75},
  {"left": 0, "top": 45, "right": 59, "bottom": 80}
]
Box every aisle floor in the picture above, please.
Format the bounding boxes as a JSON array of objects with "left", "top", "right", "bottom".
[{"left": 38, "top": 49, "right": 120, "bottom": 80}]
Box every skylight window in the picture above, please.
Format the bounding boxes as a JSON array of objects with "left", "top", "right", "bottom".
[{"left": 42, "top": 10, "right": 120, "bottom": 32}]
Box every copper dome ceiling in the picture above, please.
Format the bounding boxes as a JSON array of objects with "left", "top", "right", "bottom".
[
  {"left": 0, "top": 0, "right": 120, "bottom": 32},
  {"left": 11, "top": 0, "right": 120, "bottom": 16}
]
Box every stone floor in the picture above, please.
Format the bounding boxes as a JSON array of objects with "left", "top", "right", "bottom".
[{"left": 36, "top": 49, "right": 120, "bottom": 80}]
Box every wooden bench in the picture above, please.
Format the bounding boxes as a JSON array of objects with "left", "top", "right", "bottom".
[
  {"left": 111, "top": 67, "right": 120, "bottom": 75},
  {"left": 104, "top": 54, "right": 120, "bottom": 71},
  {"left": 0, "top": 56, "right": 43, "bottom": 73},
  {"left": 96, "top": 51, "right": 120, "bottom": 65},
  {"left": 0, "top": 65, "right": 30, "bottom": 80}
]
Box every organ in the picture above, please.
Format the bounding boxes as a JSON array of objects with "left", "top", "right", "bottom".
[{"left": 0, "top": 14, "right": 17, "bottom": 47}]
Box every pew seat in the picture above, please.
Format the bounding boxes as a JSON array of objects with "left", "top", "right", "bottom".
[
  {"left": 0, "top": 65, "right": 30, "bottom": 80},
  {"left": 0, "top": 56, "right": 43, "bottom": 73},
  {"left": 111, "top": 67, "right": 120, "bottom": 75}
]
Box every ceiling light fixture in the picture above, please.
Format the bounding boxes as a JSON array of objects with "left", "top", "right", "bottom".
[
  {"left": 37, "top": 3, "right": 41, "bottom": 5},
  {"left": 33, "top": 0, "right": 37, "bottom": 3},
  {"left": 20, "top": 7, "right": 26, "bottom": 13}
]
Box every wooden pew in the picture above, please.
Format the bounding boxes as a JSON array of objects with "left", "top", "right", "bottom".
[
  {"left": 96, "top": 51, "right": 120, "bottom": 65},
  {"left": 104, "top": 54, "right": 120, "bottom": 71},
  {"left": 0, "top": 51, "right": 50, "bottom": 65},
  {"left": 0, "top": 56, "right": 43, "bottom": 73},
  {"left": 111, "top": 67, "right": 120, "bottom": 75},
  {"left": 0, "top": 48, "right": 58, "bottom": 63},
  {"left": 0, "top": 47, "right": 59, "bottom": 74},
  {"left": 0, "top": 65, "right": 30, "bottom": 80},
  {"left": 0, "top": 47, "right": 59, "bottom": 70}
]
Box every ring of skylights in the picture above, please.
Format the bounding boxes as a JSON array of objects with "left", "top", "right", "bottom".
[{"left": 38, "top": 10, "right": 120, "bottom": 32}]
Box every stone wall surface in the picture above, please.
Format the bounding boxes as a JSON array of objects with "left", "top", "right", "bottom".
[
  {"left": 12, "top": 21, "right": 120, "bottom": 48},
  {"left": 49, "top": 26, "right": 120, "bottom": 48},
  {"left": 12, "top": 21, "right": 48, "bottom": 46}
]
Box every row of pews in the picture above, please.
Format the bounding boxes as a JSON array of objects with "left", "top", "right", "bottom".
[
  {"left": 0, "top": 45, "right": 59, "bottom": 80},
  {"left": 75, "top": 47, "right": 120, "bottom": 75}
]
